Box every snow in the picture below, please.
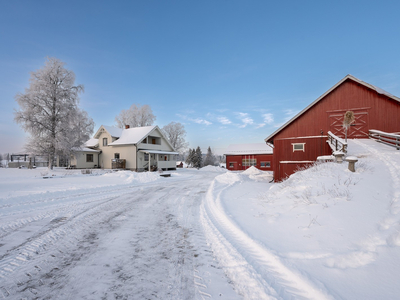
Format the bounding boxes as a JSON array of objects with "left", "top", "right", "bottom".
[
  {"left": 109, "top": 126, "right": 156, "bottom": 145},
  {"left": 224, "top": 143, "right": 273, "bottom": 155},
  {"left": 98, "top": 125, "right": 123, "bottom": 138},
  {"left": 1, "top": 139, "right": 400, "bottom": 299},
  {"left": 84, "top": 138, "right": 99, "bottom": 147}
]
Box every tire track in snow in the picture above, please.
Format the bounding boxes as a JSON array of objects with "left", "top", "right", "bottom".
[
  {"left": 0, "top": 187, "right": 154, "bottom": 284},
  {"left": 201, "top": 179, "right": 333, "bottom": 300}
]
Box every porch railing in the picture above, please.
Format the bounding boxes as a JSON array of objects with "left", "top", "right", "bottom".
[
  {"left": 369, "top": 130, "right": 400, "bottom": 150},
  {"left": 111, "top": 159, "right": 126, "bottom": 169},
  {"left": 327, "top": 131, "right": 348, "bottom": 153}
]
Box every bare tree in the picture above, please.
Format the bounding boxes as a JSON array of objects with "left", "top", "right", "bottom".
[
  {"left": 162, "top": 122, "right": 188, "bottom": 153},
  {"left": 115, "top": 104, "right": 156, "bottom": 128},
  {"left": 14, "top": 57, "right": 94, "bottom": 169}
]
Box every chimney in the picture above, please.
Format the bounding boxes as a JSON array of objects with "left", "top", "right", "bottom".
[{"left": 125, "top": 125, "right": 130, "bottom": 129}]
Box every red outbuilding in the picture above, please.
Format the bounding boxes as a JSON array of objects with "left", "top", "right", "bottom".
[
  {"left": 265, "top": 74, "right": 400, "bottom": 182},
  {"left": 225, "top": 143, "right": 273, "bottom": 171}
]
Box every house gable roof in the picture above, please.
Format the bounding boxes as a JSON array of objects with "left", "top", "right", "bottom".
[
  {"left": 94, "top": 125, "right": 124, "bottom": 139},
  {"left": 108, "top": 125, "right": 157, "bottom": 145},
  {"left": 265, "top": 74, "right": 400, "bottom": 143},
  {"left": 107, "top": 125, "right": 176, "bottom": 151}
]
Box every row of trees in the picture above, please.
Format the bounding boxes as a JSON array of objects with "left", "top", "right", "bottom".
[{"left": 186, "top": 146, "right": 218, "bottom": 168}]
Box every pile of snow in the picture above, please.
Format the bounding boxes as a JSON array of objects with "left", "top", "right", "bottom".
[
  {"left": 103, "top": 170, "right": 160, "bottom": 184},
  {"left": 202, "top": 139, "right": 400, "bottom": 299},
  {"left": 198, "top": 165, "right": 228, "bottom": 173},
  {"left": 242, "top": 166, "right": 262, "bottom": 175}
]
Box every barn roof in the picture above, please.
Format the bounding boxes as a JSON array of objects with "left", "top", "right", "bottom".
[
  {"left": 224, "top": 143, "right": 273, "bottom": 155},
  {"left": 265, "top": 74, "right": 400, "bottom": 142}
]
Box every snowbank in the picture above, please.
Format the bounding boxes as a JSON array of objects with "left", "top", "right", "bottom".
[{"left": 198, "top": 165, "right": 228, "bottom": 173}]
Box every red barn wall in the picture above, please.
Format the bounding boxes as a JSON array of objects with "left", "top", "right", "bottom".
[
  {"left": 226, "top": 154, "right": 274, "bottom": 171},
  {"left": 272, "top": 137, "right": 330, "bottom": 181},
  {"left": 270, "top": 78, "right": 400, "bottom": 182},
  {"left": 274, "top": 80, "right": 400, "bottom": 140}
]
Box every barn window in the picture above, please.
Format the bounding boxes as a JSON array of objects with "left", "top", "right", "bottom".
[
  {"left": 229, "top": 162, "right": 234, "bottom": 168},
  {"left": 242, "top": 158, "right": 257, "bottom": 167},
  {"left": 292, "top": 143, "right": 305, "bottom": 152},
  {"left": 260, "top": 161, "right": 271, "bottom": 168},
  {"left": 86, "top": 154, "right": 94, "bottom": 162}
]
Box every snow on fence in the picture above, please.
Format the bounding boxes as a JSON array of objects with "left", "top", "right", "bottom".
[
  {"left": 327, "top": 131, "right": 348, "bottom": 153},
  {"left": 369, "top": 130, "right": 400, "bottom": 150}
]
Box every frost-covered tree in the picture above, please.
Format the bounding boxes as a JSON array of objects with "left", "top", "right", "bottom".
[
  {"left": 162, "top": 122, "right": 188, "bottom": 153},
  {"left": 115, "top": 104, "right": 156, "bottom": 128},
  {"left": 203, "top": 146, "right": 216, "bottom": 166},
  {"left": 14, "top": 57, "right": 94, "bottom": 169},
  {"left": 193, "top": 146, "right": 203, "bottom": 169},
  {"left": 185, "top": 148, "right": 195, "bottom": 167}
]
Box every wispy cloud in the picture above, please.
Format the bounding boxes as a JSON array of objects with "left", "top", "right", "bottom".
[
  {"left": 193, "top": 118, "right": 212, "bottom": 126},
  {"left": 177, "top": 113, "right": 212, "bottom": 126},
  {"left": 236, "top": 112, "right": 254, "bottom": 128},
  {"left": 256, "top": 113, "right": 274, "bottom": 128},
  {"left": 217, "top": 116, "right": 232, "bottom": 125}
]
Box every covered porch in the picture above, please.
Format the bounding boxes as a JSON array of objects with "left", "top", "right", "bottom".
[{"left": 138, "top": 150, "right": 179, "bottom": 171}]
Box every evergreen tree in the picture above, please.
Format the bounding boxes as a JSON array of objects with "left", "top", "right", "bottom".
[
  {"left": 203, "top": 146, "right": 215, "bottom": 166},
  {"left": 194, "top": 146, "right": 203, "bottom": 168},
  {"left": 185, "top": 148, "right": 194, "bottom": 167}
]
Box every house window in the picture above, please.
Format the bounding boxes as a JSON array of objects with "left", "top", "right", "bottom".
[
  {"left": 86, "top": 154, "right": 94, "bottom": 162},
  {"left": 114, "top": 153, "right": 120, "bottom": 159},
  {"left": 144, "top": 153, "right": 149, "bottom": 161},
  {"left": 103, "top": 138, "right": 108, "bottom": 146},
  {"left": 260, "top": 161, "right": 271, "bottom": 168},
  {"left": 242, "top": 158, "right": 257, "bottom": 167},
  {"left": 292, "top": 143, "right": 305, "bottom": 152},
  {"left": 152, "top": 138, "right": 156, "bottom": 144}
]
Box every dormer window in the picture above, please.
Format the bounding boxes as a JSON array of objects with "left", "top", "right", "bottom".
[{"left": 103, "top": 138, "right": 108, "bottom": 146}]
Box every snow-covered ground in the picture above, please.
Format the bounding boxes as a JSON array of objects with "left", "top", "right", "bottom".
[{"left": 1, "top": 139, "right": 400, "bottom": 299}]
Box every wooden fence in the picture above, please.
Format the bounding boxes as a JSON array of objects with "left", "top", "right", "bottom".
[
  {"left": 369, "top": 130, "right": 400, "bottom": 150},
  {"left": 327, "top": 131, "right": 348, "bottom": 153}
]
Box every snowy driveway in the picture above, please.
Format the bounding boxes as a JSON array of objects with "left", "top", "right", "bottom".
[
  {"left": 2, "top": 139, "right": 400, "bottom": 300},
  {"left": 0, "top": 169, "right": 236, "bottom": 299}
]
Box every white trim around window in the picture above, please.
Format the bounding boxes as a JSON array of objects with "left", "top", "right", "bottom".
[{"left": 292, "top": 143, "right": 305, "bottom": 152}]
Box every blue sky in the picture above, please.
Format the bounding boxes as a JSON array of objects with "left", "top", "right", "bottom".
[{"left": 2, "top": 1, "right": 400, "bottom": 154}]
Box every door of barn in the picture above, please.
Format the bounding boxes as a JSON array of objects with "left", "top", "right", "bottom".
[{"left": 328, "top": 110, "right": 369, "bottom": 138}]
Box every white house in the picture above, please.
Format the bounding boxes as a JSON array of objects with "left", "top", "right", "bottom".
[{"left": 71, "top": 125, "right": 178, "bottom": 171}]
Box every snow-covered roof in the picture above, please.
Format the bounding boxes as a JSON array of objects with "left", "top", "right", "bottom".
[
  {"left": 109, "top": 126, "right": 157, "bottom": 146},
  {"left": 265, "top": 74, "right": 400, "bottom": 143},
  {"left": 94, "top": 125, "right": 123, "bottom": 139},
  {"left": 72, "top": 147, "right": 101, "bottom": 153},
  {"left": 84, "top": 138, "right": 99, "bottom": 148},
  {"left": 224, "top": 143, "right": 273, "bottom": 155}
]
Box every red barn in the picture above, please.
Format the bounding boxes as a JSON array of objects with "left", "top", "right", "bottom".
[
  {"left": 225, "top": 143, "right": 273, "bottom": 171},
  {"left": 265, "top": 74, "right": 400, "bottom": 181}
]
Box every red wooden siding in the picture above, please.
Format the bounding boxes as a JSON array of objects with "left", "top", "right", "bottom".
[
  {"left": 226, "top": 154, "right": 274, "bottom": 171},
  {"left": 273, "top": 80, "right": 400, "bottom": 140},
  {"left": 268, "top": 77, "right": 400, "bottom": 182},
  {"left": 272, "top": 137, "right": 330, "bottom": 181}
]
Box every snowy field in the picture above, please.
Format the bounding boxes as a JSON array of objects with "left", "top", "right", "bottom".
[{"left": 1, "top": 139, "right": 400, "bottom": 299}]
